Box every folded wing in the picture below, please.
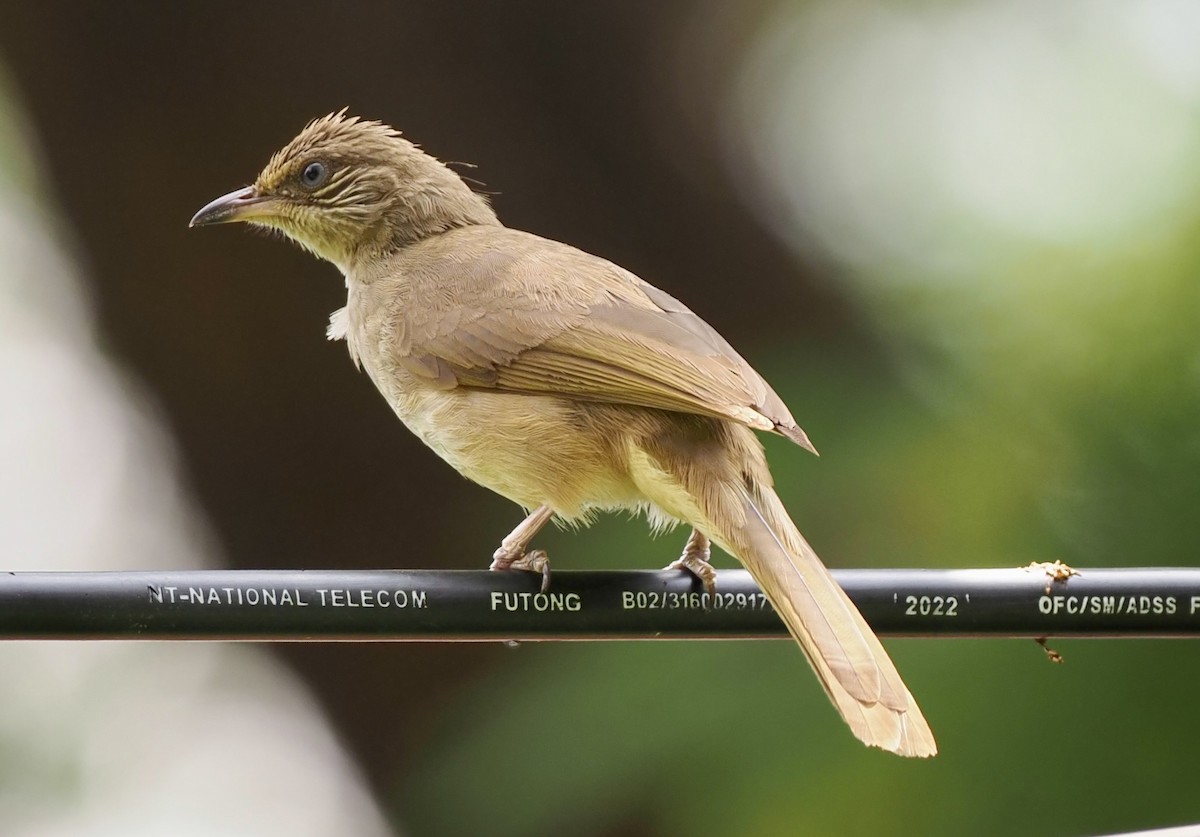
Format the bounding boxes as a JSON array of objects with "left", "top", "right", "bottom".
[{"left": 390, "top": 229, "right": 815, "bottom": 451}]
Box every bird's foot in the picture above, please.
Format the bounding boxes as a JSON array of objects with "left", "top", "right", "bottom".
[
  {"left": 491, "top": 546, "right": 552, "bottom": 593},
  {"left": 665, "top": 550, "right": 717, "bottom": 597}
]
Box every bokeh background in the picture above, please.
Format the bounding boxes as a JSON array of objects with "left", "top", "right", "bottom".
[{"left": 2, "top": 1, "right": 1199, "bottom": 835}]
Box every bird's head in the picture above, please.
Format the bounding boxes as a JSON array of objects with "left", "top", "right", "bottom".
[{"left": 190, "top": 111, "right": 497, "bottom": 269}]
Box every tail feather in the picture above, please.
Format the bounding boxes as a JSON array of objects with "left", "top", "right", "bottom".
[
  {"left": 625, "top": 430, "right": 935, "bottom": 757},
  {"left": 719, "top": 484, "right": 937, "bottom": 758},
  {"left": 738, "top": 495, "right": 888, "bottom": 707}
]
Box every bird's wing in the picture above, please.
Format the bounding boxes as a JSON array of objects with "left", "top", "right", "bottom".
[{"left": 390, "top": 231, "right": 814, "bottom": 450}]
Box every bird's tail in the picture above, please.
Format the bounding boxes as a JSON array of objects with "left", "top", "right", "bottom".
[
  {"left": 631, "top": 431, "right": 937, "bottom": 756},
  {"left": 725, "top": 482, "right": 936, "bottom": 756}
]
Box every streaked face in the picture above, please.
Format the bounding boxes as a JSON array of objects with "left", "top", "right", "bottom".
[{"left": 190, "top": 114, "right": 405, "bottom": 267}]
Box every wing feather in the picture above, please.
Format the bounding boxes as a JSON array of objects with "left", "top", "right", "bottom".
[{"left": 387, "top": 228, "right": 813, "bottom": 448}]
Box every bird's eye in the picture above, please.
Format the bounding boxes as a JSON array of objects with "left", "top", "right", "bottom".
[{"left": 300, "top": 161, "right": 328, "bottom": 188}]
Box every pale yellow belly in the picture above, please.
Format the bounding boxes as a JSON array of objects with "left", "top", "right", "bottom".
[{"left": 387, "top": 384, "right": 646, "bottom": 520}]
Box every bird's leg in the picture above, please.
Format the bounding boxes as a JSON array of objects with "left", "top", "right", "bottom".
[
  {"left": 490, "top": 504, "right": 554, "bottom": 592},
  {"left": 665, "top": 528, "right": 717, "bottom": 596}
]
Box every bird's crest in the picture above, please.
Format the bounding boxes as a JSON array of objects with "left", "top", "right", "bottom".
[{"left": 255, "top": 109, "right": 404, "bottom": 193}]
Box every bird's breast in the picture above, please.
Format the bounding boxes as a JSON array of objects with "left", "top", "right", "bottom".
[
  {"left": 341, "top": 274, "right": 650, "bottom": 519},
  {"left": 363, "top": 356, "right": 647, "bottom": 519}
]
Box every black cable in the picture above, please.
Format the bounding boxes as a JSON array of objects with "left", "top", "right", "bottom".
[{"left": 1, "top": 567, "right": 1196, "bottom": 640}]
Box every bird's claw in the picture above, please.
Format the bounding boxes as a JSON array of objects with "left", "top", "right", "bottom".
[
  {"left": 491, "top": 547, "right": 552, "bottom": 593},
  {"left": 666, "top": 552, "right": 718, "bottom": 597}
]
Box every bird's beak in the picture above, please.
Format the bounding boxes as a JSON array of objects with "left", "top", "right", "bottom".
[{"left": 189, "top": 185, "right": 278, "bottom": 228}]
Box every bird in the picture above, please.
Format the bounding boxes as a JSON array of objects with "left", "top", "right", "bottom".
[{"left": 190, "top": 111, "right": 936, "bottom": 757}]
